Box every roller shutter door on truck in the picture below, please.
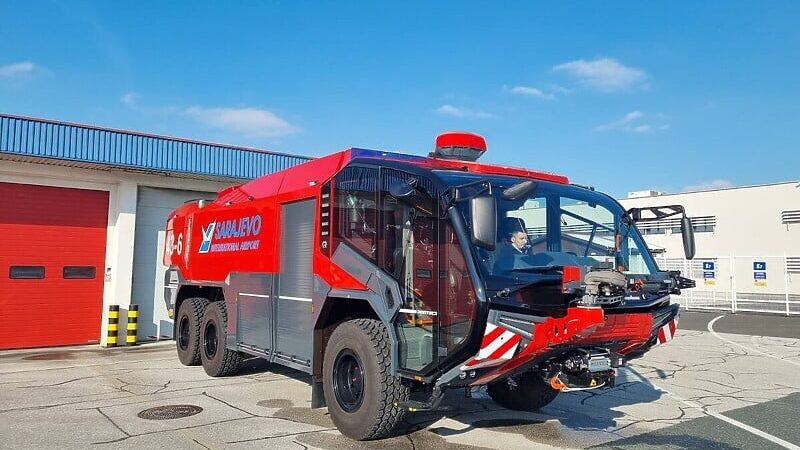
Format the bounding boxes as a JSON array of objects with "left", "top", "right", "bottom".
[
  {"left": 132, "top": 186, "right": 215, "bottom": 342},
  {"left": 0, "top": 182, "right": 109, "bottom": 350}
]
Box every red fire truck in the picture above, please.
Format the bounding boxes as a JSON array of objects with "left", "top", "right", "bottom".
[{"left": 163, "top": 132, "right": 696, "bottom": 440}]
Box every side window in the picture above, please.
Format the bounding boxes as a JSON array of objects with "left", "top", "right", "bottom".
[{"left": 334, "top": 166, "right": 378, "bottom": 261}]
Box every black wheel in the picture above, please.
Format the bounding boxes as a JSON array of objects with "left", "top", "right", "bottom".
[
  {"left": 175, "top": 297, "right": 208, "bottom": 366},
  {"left": 323, "top": 319, "right": 409, "bottom": 440},
  {"left": 200, "top": 301, "right": 243, "bottom": 377},
  {"left": 487, "top": 372, "right": 559, "bottom": 412}
]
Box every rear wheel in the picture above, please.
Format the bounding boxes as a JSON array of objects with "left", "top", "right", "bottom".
[
  {"left": 200, "top": 301, "right": 243, "bottom": 377},
  {"left": 176, "top": 297, "right": 208, "bottom": 366},
  {"left": 487, "top": 372, "right": 559, "bottom": 412},
  {"left": 323, "top": 319, "right": 409, "bottom": 440}
]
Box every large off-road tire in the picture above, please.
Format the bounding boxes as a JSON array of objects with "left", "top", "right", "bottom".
[
  {"left": 176, "top": 297, "right": 208, "bottom": 366},
  {"left": 200, "top": 301, "right": 243, "bottom": 377},
  {"left": 487, "top": 372, "right": 559, "bottom": 412},
  {"left": 323, "top": 319, "right": 410, "bottom": 440}
]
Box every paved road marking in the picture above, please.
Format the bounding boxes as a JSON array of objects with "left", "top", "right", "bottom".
[
  {"left": 708, "top": 315, "right": 800, "bottom": 368},
  {"left": 627, "top": 362, "right": 800, "bottom": 450},
  {"left": 656, "top": 385, "right": 800, "bottom": 450}
]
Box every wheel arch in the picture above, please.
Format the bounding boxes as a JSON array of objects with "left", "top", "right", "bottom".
[
  {"left": 174, "top": 284, "right": 224, "bottom": 322},
  {"left": 313, "top": 296, "right": 381, "bottom": 383}
]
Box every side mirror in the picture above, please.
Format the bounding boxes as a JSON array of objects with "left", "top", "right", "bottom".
[
  {"left": 681, "top": 216, "right": 696, "bottom": 260},
  {"left": 470, "top": 195, "right": 496, "bottom": 251}
]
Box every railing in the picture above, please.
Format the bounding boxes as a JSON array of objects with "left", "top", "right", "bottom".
[
  {"left": 0, "top": 113, "right": 311, "bottom": 180},
  {"left": 656, "top": 254, "right": 800, "bottom": 316}
]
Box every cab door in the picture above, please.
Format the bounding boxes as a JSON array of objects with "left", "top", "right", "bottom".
[{"left": 379, "top": 169, "right": 477, "bottom": 375}]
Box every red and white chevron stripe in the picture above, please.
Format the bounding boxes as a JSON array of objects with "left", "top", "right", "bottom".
[
  {"left": 655, "top": 317, "right": 678, "bottom": 345},
  {"left": 461, "top": 323, "right": 522, "bottom": 370}
]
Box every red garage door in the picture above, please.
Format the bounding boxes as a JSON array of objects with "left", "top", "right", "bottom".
[{"left": 0, "top": 182, "right": 109, "bottom": 350}]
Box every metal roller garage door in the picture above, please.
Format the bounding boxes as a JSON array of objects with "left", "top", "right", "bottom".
[
  {"left": 0, "top": 182, "right": 109, "bottom": 350},
  {"left": 132, "top": 186, "right": 215, "bottom": 341}
]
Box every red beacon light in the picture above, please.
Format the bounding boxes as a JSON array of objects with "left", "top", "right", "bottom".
[{"left": 431, "top": 131, "right": 487, "bottom": 162}]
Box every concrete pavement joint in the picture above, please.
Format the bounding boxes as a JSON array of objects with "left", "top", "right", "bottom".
[
  {"left": 94, "top": 407, "right": 131, "bottom": 439},
  {"left": 91, "top": 416, "right": 256, "bottom": 445},
  {"left": 192, "top": 438, "right": 213, "bottom": 450},
  {"left": 201, "top": 391, "right": 258, "bottom": 418},
  {"left": 226, "top": 427, "right": 337, "bottom": 444}
]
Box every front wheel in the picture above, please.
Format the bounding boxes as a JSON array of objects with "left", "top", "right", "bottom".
[
  {"left": 487, "top": 372, "right": 559, "bottom": 412},
  {"left": 323, "top": 319, "right": 409, "bottom": 440}
]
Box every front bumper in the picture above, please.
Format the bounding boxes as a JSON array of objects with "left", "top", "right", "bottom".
[{"left": 462, "top": 303, "right": 679, "bottom": 386}]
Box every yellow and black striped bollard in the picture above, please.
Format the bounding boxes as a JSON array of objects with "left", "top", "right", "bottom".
[
  {"left": 126, "top": 304, "right": 139, "bottom": 346},
  {"left": 106, "top": 305, "right": 119, "bottom": 347}
]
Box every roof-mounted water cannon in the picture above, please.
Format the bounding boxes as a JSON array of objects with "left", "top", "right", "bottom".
[{"left": 431, "top": 131, "right": 487, "bottom": 162}]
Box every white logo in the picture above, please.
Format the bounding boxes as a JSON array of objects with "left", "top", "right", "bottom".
[{"left": 199, "top": 222, "right": 216, "bottom": 254}]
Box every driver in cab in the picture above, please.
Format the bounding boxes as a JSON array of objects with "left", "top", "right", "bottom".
[{"left": 493, "top": 218, "right": 530, "bottom": 273}]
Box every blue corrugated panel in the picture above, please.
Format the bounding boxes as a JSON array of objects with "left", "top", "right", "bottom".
[{"left": 0, "top": 113, "right": 311, "bottom": 180}]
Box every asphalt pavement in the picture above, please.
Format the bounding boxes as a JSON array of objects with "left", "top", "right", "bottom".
[{"left": 679, "top": 310, "right": 800, "bottom": 339}]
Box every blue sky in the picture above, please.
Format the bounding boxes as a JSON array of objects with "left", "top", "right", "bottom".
[{"left": 1, "top": 1, "right": 798, "bottom": 197}]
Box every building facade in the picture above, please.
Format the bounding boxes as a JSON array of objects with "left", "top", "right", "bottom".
[
  {"left": 0, "top": 113, "right": 309, "bottom": 349},
  {"left": 620, "top": 182, "right": 800, "bottom": 315}
]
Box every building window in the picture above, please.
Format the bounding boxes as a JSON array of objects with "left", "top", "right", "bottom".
[
  {"left": 63, "top": 266, "right": 96, "bottom": 279},
  {"left": 334, "top": 166, "right": 378, "bottom": 261},
  {"left": 788, "top": 257, "right": 800, "bottom": 274},
  {"left": 9, "top": 265, "right": 45, "bottom": 279},
  {"left": 690, "top": 216, "right": 716, "bottom": 233},
  {"left": 640, "top": 216, "right": 716, "bottom": 234},
  {"left": 781, "top": 210, "right": 800, "bottom": 225}
]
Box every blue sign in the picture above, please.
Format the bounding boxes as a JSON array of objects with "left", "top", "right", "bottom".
[
  {"left": 754, "top": 272, "right": 767, "bottom": 280},
  {"left": 703, "top": 271, "right": 716, "bottom": 279},
  {"left": 753, "top": 261, "right": 767, "bottom": 271},
  {"left": 703, "top": 261, "right": 715, "bottom": 271}
]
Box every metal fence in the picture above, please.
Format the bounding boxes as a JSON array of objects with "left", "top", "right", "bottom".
[
  {"left": 656, "top": 255, "right": 800, "bottom": 316},
  {"left": 0, "top": 113, "right": 311, "bottom": 180}
]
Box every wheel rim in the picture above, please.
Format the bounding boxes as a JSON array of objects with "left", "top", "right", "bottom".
[
  {"left": 332, "top": 349, "right": 365, "bottom": 412},
  {"left": 204, "top": 321, "right": 218, "bottom": 359},
  {"left": 178, "top": 316, "right": 190, "bottom": 351}
]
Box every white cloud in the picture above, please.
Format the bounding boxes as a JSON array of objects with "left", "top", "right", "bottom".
[
  {"left": 553, "top": 58, "right": 647, "bottom": 91},
  {"left": 120, "top": 92, "right": 139, "bottom": 107},
  {"left": 682, "top": 179, "right": 735, "bottom": 192},
  {"left": 595, "top": 110, "right": 670, "bottom": 133},
  {"left": 506, "top": 85, "right": 555, "bottom": 100},
  {"left": 185, "top": 106, "right": 298, "bottom": 138},
  {"left": 436, "top": 104, "right": 494, "bottom": 119},
  {"left": 0, "top": 61, "right": 35, "bottom": 77},
  {"left": 547, "top": 84, "right": 574, "bottom": 95}
]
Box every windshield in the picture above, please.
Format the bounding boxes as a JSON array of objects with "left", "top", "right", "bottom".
[{"left": 438, "top": 172, "right": 658, "bottom": 285}]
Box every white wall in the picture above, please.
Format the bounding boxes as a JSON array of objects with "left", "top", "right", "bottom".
[{"left": 620, "top": 182, "right": 800, "bottom": 258}]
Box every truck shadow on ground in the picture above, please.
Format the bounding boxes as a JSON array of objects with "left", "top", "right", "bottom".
[
  {"left": 242, "top": 360, "right": 694, "bottom": 449},
  {"left": 397, "top": 376, "right": 666, "bottom": 440}
]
